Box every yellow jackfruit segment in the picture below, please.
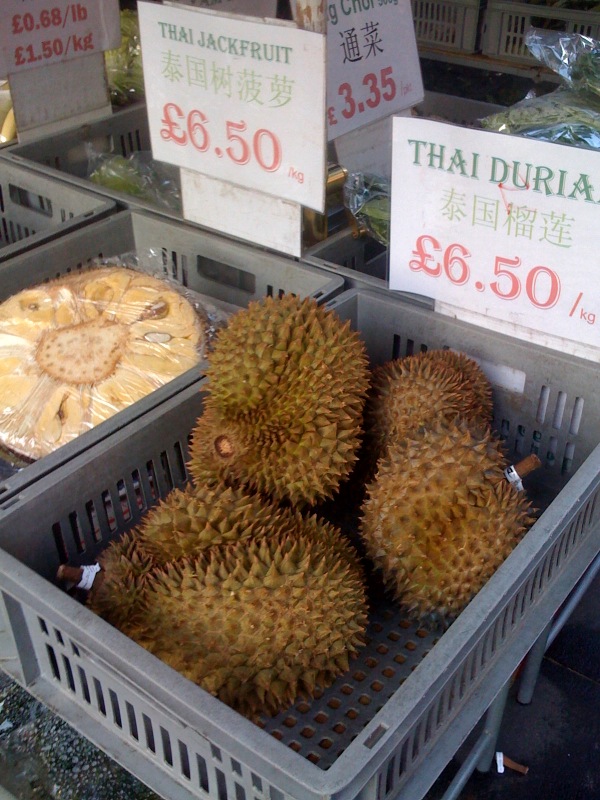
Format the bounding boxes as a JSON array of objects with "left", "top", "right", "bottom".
[{"left": 0, "top": 266, "right": 206, "bottom": 461}]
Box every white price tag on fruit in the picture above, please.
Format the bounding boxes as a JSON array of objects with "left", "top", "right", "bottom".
[
  {"left": 390, "top": 117, "right": 600, "bottom": 359},
  {"left": 326, "top": 0, "right": 423, "bottom": 140},
  {"left": 0, "top": 0, "right": 121, "bottom": 75},
  {"left": 138, "top": 2, "right": 327, "bottom": 212}
]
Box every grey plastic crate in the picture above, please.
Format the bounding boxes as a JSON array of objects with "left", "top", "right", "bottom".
[
  {"left": 0, "top": 287, "right": 598, "bottom": 800},
  {"left": 304, "top": 228, "right": 391, "bottom": 290},
  {"left": 0, "top": 157, "right": 115, "bottom": 261},
  {"left": 0, "top": 208, "right": 343, "bottom": 502},
  {"left": 412, "top": 0, "right": 485, "bottom": 53},
  {"left": 4, "top": 104, "right": 170, "bottom": 217},
  {"left": 482, "top": 1, "right": 600, "bottom": 62}
]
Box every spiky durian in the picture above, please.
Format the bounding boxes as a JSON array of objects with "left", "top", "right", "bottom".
[
  {"left": 419, "top": 349, "right": 493, "bottom": 424},
  {"left": 362, "top": 349, "right": 493, "bottom": 479},
  {"left": 89, "top": 478, "right": 366, "bottom": 643},
  {"left": 134, "top": 482, "right": 304, "bottom": 563},
  {"left": 360, "top": 417, "right": 536, "bottom": 624},
  {"left": 0, "top": 266, "right": 205, "bottom": 460},
  {"left": 130, "top": 528, "right": 368, "bottom": 720},
  {"left": 188, "top": 294, "right": 370, "bottom": 507},
  {"left": 87, "top": 530, "right": 154, "bottom": 642}
]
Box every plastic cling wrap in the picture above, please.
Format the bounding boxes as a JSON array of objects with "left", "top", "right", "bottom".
[
  {"left": 0, "top": 261, "right": 218, "bottom": 462},
  {"left": 88, "top": 151, "right": 182, "bottom": 212},
  {"left": 344, "top": 173, "right": 391, "bottom": 247},
  {"left": 104, "top": 9, "right": 144, "bottom": 107},
  {"left": 482, "top": 30, "right": 600, "bottom": 149}
]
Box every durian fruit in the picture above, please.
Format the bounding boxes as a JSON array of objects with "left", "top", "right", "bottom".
[
  {"left": 362, "top": 349, "right": 493, "bottom": 479},
  {"left": 129, "top": 528, "right": 368, "bottom": 720},
  {"left": 0, "top": 266, "right": 205, "bottom": 460},
  {"left": 133, "top": 481, "right": 343, "bottom": 564},
  {"left": 360, "top": 417, "right": 536, "bottom": 624},
  {"left": 86, "top": 530, "right": 154, "bottom": 643},
  {"left": 88, "top": 477, "right": 368, "bottom": 720},
  {"left": 88, "top": 477, "right": 366, "bottom": 626},
  {"left": 87, "top": 481, "right": 303, "bottom": 629},
  {"left": 188, "top": 294, "right": 370, "bottom": 507},
  {"left": 420, "top": 349, "right": 493, "bottom": 424}
]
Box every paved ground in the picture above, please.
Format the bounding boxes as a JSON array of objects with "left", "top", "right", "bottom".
[
  {"left": 0, "top": 671, "right": 158, "bottom": 800},
  {"left": 427, "top": 568, "right": 600, "bottom": 800}
]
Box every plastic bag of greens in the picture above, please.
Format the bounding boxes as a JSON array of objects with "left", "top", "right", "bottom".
[
  {"left": 104, "top": 9, "right": 144, "bottom": 106},
  {"left": 524, "top": 28, "right": 600, "bottom": 98},
  {"left": 482, "top": 29, "right": 600, "bottom": 149},
  {"left": 481, "top": 86, "right": 600, "bottom": 137},
  {"left": 344, "top": 173, "right": 390, "bottom": 246},
  {"left": 524, "top": 29, "right": 599, "bottom": 86},
  {"left": 88, "top": 149, "right": 182, "bottom": 212}
]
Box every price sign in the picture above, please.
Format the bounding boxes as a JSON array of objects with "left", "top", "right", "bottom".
[
  {"left": 326, "top": 0, "right": 423, "bottom": 141},
  {"left": 0, "top": 0, "right": 121, "bottom": 76},
  {"left": 138, "top": 2, "right": 326, "bottom": 212},
  {"left": 390, "top": 118, "right": 600, "bottom": 359},
  {"left": 167, "top": 1, "right": 278, "bottom": 15}
]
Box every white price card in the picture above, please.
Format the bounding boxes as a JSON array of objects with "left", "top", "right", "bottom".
[
  {"left": 167, "top": 1, "right": 278, "bottom": 16},
  {"left": 390, "top": 117, "right": 600, "bottom": 359},
  {"left": 326, "top": 0, "right": 423, "bottom": 141},
  {"left": 138, "top": 2, "right": 327, "bottom": 212},
  {"left": 0, "top": 0, "right": 121, "bottom": 76}
]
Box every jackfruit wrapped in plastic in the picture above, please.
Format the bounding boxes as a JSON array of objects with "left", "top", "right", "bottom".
[
  {"left": 0, "top": 80, "right": 15, "bottom": 144},
  {"left": 0, "top": 263, "right": 212, "bottom": 461}
]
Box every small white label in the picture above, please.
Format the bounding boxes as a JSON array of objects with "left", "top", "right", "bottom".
[{"left": 0, "top": 0, "right": 121, "bottom": 75}]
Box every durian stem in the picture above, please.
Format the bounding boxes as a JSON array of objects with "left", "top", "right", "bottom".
[
  {"left": 513, "top": 454, "right": 541, "bottom": 478},
  {"left": 504, "top": 454, "right": 541, "bottom": 491},
  {"left": 57, "top": 563, "right": 101, "bottom": 591}
]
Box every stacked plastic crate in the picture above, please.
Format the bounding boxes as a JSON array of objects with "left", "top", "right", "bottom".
[{"left": 0, "top": 16, "right": 599, "bottom": 800}]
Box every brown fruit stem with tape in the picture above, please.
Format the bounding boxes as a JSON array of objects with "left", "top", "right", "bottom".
[{"left": 511, "top": 454, "right": 542, "bottom": 479}]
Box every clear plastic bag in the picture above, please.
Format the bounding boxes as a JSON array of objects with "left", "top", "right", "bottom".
[
  {"left": 481, "top": 29, "right": 600, "bottom": 149},
  {"left": 88, "top": 149, "right": 182, "bottom": 212},
  {"left": 104, "top": 8, "right": 145, "bottom": 107},
  {"left": 0, "top": 255, "right": 228, "bottom": 463},
  {"left": 525, "top": 28, "right": 600, "bottom": 96},
  {"left": 344, "top": 172, "right": 391, "bottom": 247},
  {"left": 481, "top": 86, "right": 600, "bottom": 140}
]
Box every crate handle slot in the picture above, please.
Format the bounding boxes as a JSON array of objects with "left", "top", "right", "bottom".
[
  {"left": 8, "top": 183, "right": 54, "bottom": 218},
  {"left": 196, "top": 255, "right": 256, "bottom": 294}
]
